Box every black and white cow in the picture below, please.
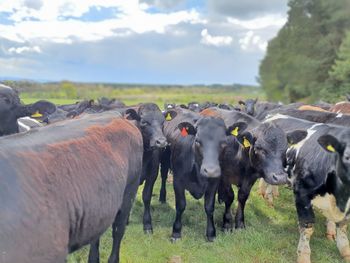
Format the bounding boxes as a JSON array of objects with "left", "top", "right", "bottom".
[
  {"left": 265, "top": 114, "right": 350, "bottom": 262},
  {"left": 200, "top": 108, "right": 289, "bottom": 228}
]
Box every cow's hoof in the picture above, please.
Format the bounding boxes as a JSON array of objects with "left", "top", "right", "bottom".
[
  {"left": 326, "top": 232, "right": 336, "bottom": 241},
  {"left": 159, "top": 199, "right": 166, "bottom": 204},
  {"left": 223, "top": 227, "right": 233, "bottom": 233},
  {"left": 170, "top": 236, "right": 181, "bottom": 243},
  {"left": 207, "top": 236, "right": 216, "bottom": 242},
  {"left": 340, "top": 247, "right": 350, "bottom": 262},
  {"left": 297, "top": 253, "right": 311, "bottom": 263},
  {"left": 144, "top": 228, "right": 153, "bottom": 235}
]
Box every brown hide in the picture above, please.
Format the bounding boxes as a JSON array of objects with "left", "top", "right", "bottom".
[
  {"left": 0, "top": 113, "right": 142, "bottom": 263},
  {"left": 200, "top": 108, "right": 222, "bottom": 118},
  {"left": 330, "top": 102, "right": 350, "bottom": 114},
  {"left": 298, "top": 105, "right": 328, "bottom": 112}
]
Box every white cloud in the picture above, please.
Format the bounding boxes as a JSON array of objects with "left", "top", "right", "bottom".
[
  {"left": 239, "top": 31, "right": 267, "bottom": 52},
  {"left": 200, "top": 29, "right": 232, "bottom": 47},
  {"left": 8, "top": 45, "right": 42, "bottom": 54},
  {"left": 0, "top": 1, "right": 204, "bottom": 44},
  {"left": 228, "top": 14, "right": 286, "bottom": 30}
]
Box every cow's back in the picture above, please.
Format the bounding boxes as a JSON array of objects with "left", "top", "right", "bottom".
[{"left": 0, "top": 112, "right": 143, "bottom": 263}]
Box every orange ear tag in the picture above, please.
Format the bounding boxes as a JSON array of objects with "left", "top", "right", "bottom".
[{"left": 181, "top": 127, "right": 188, "bottom": 137}]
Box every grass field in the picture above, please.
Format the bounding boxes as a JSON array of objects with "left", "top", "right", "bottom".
[
  {"left": 66, "top": 178, "right": 345, "bottom": 263},
  {"left": 19, "top": 87, "right": 346, "bottom": 263},
  {"left": 21, "top": 86, "right": 265, "bottom": 107}
]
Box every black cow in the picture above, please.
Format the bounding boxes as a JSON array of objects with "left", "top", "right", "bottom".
[
  {"left": 346, "top": 94, "right": 350, "bottom": 102},
  {"left": 0, "top": 112, "right": 143, "bottom": 263},
  {"left": 238, "top": 98, "right": 258, "bottom": 116},
  {"left": 124, "top": 103, "right": 177, "bottom": 233},
  {"left": 200, "top": 108, "right": 289, "bottom": 230},
  {"left": 0, "top": 84, "right": 56, "bottom": 136},
  {"left": 265, "top": 114, "right": 350, "bottom": 262},
  {"left": 164, "top": 110, "right": 243, "bottom": 241},
  {"left": 266, "top": 109, "right": 350, "bottom": 127}
]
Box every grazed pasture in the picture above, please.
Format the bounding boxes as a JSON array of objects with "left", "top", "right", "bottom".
[{"left": 21, "top": 87, "right": 346, "bottom": 263}]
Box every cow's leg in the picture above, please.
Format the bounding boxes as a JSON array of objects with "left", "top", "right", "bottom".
[
  {"left": 108, "top": 175, "right": 140, "bottom": 263},
  {"left": 326, "top": 219, "right": 336, "bottom": 240},
  {"left": 88, "top": 239, "right": 100, "bottom": 263},
  {"left": 142, "top": 159, "right": 160, "bottom": 234},
  {"left": 336, "top": 221, "right": 350, "bottom": 261},
  {"left": 235, "top": 180, "right": 254, "bottom": 229},
  {"left": 204, "top": 178, "right": 220, "bottom": 242},
  {"left": 258, "top": 178, "right": 267, "bottom": 196},
  {"left": 218, "top": 181, "right": 234, "bottom": 232},
  {"left": 264, "top": 184, "right": 274, "bottom": 207},
  {"left": 297, "top": 225, "right": 314, "bottom": 263},
  {"left": 159, "top": 148, "right": 170, "bottom": 203},
  {"left": 272, "top": 185, "right": 279, "bottom": 198},
  {"left": 295, "top": 193, "right": 315, "bottom": 263},
  {"left": 171, "top": 179, "right": 186, "bottom": 242}
]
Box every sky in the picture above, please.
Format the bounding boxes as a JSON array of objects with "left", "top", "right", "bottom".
[{"left": 0, "top": 0, "right": 289, "bottom": 85}]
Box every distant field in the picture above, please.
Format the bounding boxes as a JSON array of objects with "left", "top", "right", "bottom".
[{"left": 19, "top": 84, "right": 265, "bottom": 107}]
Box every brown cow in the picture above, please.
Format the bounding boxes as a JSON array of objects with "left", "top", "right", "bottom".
[
  {"left": 298, "top": 105, "right": 328, "bottom": 112},
  {"left": 330, "top": 102, "right": 350, "bottom": 115},
  {"left": 0, "top": 111, "right": 143, "bottom": 263}
]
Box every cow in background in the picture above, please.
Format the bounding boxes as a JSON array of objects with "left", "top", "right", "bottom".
[{"left": 0, "top": 84, "right": 56, "bottom": 136}]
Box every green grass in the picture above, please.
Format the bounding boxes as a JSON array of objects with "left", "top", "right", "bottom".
[
  {"left": 19, "top": 87, "right": 343, "bottom": 262},
  {"left": 67, "top": 179, "right": 346, "bottom": 263},
  {"left": 21, "top": 86, "right": 265, "bottom": 107}
]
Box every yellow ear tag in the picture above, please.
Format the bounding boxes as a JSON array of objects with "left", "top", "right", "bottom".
[
  {"left": 326, "top": 144, "right": 336, "bottom": 152},
  {"left": 243, "top": 137, "right": 251, "bottom": 148},
  {"left": 31, "top": 111, "right": 43, "bottom": 118},
  {"left": 231, "top": 127, "right": 239, "bottom": 136},
  {"left": 165, "top": 113, "right": 172, "bottom": 121}
]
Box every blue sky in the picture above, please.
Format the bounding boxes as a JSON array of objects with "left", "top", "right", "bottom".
[{"left": 0, "top": 0, "right": 288, "bottom": 85}]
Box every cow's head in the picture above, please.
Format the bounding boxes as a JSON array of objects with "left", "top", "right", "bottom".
[
  {"left": 178, "top": 117, "right": 246, "bottom": 178},
  {"left": 239, "top": 98, "right": 258, "bottom": 116},
  {"left": 0, "top": 84, "right": 56, "bottom": 135},
  {"left": 318, "top": 130, "right": 350, "bottom": 182},
  {"left": 238, "top": 122, "right": 288, "bottom": 185},
  {"left": 126, "top": 103, "right": 177, "bottom": 149}
]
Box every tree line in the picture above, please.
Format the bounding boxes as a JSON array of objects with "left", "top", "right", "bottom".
[{"left": 259, "top": 0, "right": 350, "bottom": 103}]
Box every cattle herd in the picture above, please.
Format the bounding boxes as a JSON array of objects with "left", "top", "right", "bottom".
[{"left": 0, "top": 83, "right": 350, "bottom": 263}]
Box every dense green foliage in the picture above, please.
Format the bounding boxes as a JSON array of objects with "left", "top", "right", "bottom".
[{"left": 259, "top": 0, "right": 350, "bottom": 103}]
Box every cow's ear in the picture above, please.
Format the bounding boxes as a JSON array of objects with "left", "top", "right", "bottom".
[
  {"left": 287, "top": 130, "right": 308, "bottom": 146},
  {"left": 164, "top": 110, "right": 177, "bottom": 121},
  {"left": 179, "top": 104, "right": 188, "bottom": 109},
  {"left": 318, "top": 134, "right": 342, "bottom": 153},
  {"left": 237, "top": 132, "right": 254, "bottom": 149},
  {"left": 125, "top": 109, "right": 141, "bottom": 121},
  {"left": 178, "top": 122, "right": 196, "bottom": 137},
  {"left": 28, "top": 100, "right": 56, "bottom": 118},
  {"left": 238, "top": 100, "right": 245, "bottom": 106},
  {"left": 226, "top": 122, "right": 248, "bottom": 137}
]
